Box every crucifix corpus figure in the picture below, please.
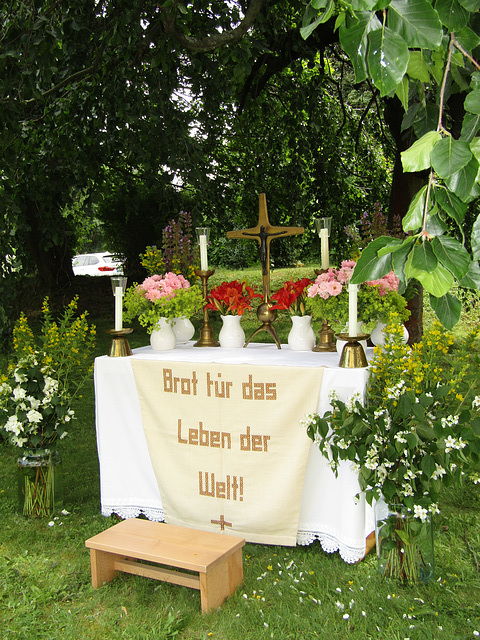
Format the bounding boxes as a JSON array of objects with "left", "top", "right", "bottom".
[{"left": 227, "top": 193, "right": 304, "bottom": 348}]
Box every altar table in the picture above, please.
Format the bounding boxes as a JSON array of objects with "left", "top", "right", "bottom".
[{"left": 94, "top": 343, "right": 375, "bottom": 563}]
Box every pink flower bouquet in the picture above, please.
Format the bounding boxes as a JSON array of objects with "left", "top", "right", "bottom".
[
  {"left": 123, "top": 272, "right": 204, "bottom": 332},
  {"left": 305, "top": 262, "right": 352, "bottom": 324},
  {"left": 306, "top": 260, "right": 409, "bottom": 328}
]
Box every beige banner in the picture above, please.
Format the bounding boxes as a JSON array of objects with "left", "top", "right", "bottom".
[{"left": 131, "top": 359, "right": 324, "bottom": 545}]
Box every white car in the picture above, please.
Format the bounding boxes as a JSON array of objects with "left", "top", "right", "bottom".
[{"left": 72, "top": 252, "right": 124, "bottom": 276}]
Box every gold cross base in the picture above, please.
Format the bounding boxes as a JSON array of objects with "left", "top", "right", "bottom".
[{"left": 244, "top": 302, "right": 281, "bottom": 349}]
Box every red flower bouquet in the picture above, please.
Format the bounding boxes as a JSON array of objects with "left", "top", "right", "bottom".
[
  {"left": 206, "top": 281, "right": 262, "bottom": 316},
  {"left": 269, "top": 278, "right": 312, "bottom": 316}
]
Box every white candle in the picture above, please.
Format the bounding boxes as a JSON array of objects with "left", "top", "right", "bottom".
[
  {"left": 348, "top": 283, "right": 358, "bottom": 337},
  {"left": 320, "top": 228, "right": 329, "bottom": 270},
  {"left": 114, "top": 286, "right": 123, "bottom": 331},
  {"left": 199, "top": 234, "right": 208, "bottom": 271}
]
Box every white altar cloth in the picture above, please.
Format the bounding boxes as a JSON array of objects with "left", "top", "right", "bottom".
[{"left": 94, "top": 342, "right": 375, "bottom": 563}]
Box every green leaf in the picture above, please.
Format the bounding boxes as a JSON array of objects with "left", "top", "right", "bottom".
[
  {"left": 300, "top": 1, "right": 335, "bottom": 39},
  {"left": 405, "top": 256, "right": 454, "bottom": 296},
  {"left": 350, "top": 236, "right": 394, "bottom": 284},
  {"left": 416, "top": 423, "right": 436, "bottom": 440},
  {"left": 431, "top": 235, "right": 471, "bottom": 279},
  {"left": 455, "top": 26, "right": 480, "bottom": 53},
  {"left": 431, "top": 137, "right": 473, "bottom": 179},
  {"left": 376, "top": 237, "right": 407, "bottom": 258},
  {"left": 471, "top": 137, "right": 480, "bottom": 163},
  {"left": 352, "top": 0, "right": 380, "bottom": 8},
  {"left": 339, "top": 12, "right": 382, "bottom": 84},
  {"left": 471, "top": 213, "right": 480, "bottom": 261},
  {"left": 445, "top": 156, "right": 480, "bottom": 202},
  {"left": 388, "top": 0, "right": 443, "bottom": 48},
  {"left": 458, "top": 0, "right": 480, "bottom": 9},
  {"left": 425, "top": 212, "right": 448, "bottom": 237},
  {"left": 460, "top": 260, "right": 480, "bottom": 289},
  {"left": 421, "top": 454, "right": 436, "bottom": 477},
  {"left": 413, "top": 104, "right": 440, "bottom": 138},
  {"left": 367, "top": 27, "right": 409, "bottom": 96},
  {"left": 391, "top": 237, "right": 416, "bottom": 278},
  {"left": 402, "top": 185, "right": 427, "bottom": 231},
  {"left": 465, "top": 90, "right": 480, "bottom": 115},
  {"left": 395, "top": 76, "right": 409, "bottom": 111},
  {"left": 401, "top": 131, "right": 441, "bottom": 172},
  {"left": 435, "top": 0, "right": 469, "bottom": 31},
  {"left": 411, "top": 240, "right": 438, "bottom": 272},
  {"left": 407, "top": 51, "right": 431, "bottom": 83},
  {"left": 429, "top": 292, "right": 462, "bottom": 329},
  {"left": 434, "top": 185, "right": 468, "bottom": 229}
]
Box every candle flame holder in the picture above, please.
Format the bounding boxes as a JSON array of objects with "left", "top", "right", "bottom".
[
  {"left": 194, "top": 269, "right": 219, "bottom": 347},
  {"left": 336, "top": 333, "right": 369, "bottom": 368},
  {"left": 107, "top": 328, "right": 133, "bottom": 357}
]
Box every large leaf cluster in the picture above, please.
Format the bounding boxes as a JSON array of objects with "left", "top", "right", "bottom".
[{"left": 302, "top": 0, "right": 480, "bottom": 329}]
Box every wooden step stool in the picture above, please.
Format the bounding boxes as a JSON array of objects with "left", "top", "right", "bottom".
[{"left": 85, "top": 518, "right": 245, "bottom": 613}]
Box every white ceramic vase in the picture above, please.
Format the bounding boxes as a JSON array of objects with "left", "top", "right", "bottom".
[
  {"left": 370, "top": 320, "right": 409, "bottom": 347},
  {"left": 172, "top": 316, "right": 195, "bottom": 345},
  {"left": 288, "top": 315, "right": 316, "bottom": 351},
  {"left": 218, "top": 315, "right": 245, "bottom": 348},
  {"left": 150, "top": 318, "right": 176, "bottom": 350}
]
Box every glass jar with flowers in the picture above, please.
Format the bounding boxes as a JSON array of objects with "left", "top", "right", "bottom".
[
  {"left": 206, "top": 280, "right": 262, "bottom": 348},
  {"left": 0, "top": 297, "right": 96, "bottom": 517},
  {"left": 123, "top": 272, "right": 204, "bottom": 350},
  {"left": 301, "top": 320, "right": 480, "bottom": 583},
  {"left": 269, "top": 278, "right": 315, "bottom": 351}
]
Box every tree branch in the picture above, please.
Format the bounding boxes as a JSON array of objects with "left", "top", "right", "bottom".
[{"left": 161, "top": 0, "right": 265, "bottom": 53}]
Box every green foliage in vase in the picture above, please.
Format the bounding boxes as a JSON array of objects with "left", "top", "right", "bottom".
[{"left": 358, "top": 286, "right": 410, "bottom": 327}]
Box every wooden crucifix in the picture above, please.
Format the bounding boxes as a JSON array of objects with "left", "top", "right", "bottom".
[{"left": 227, "top": 193, "right": 304, "bottom": 347}]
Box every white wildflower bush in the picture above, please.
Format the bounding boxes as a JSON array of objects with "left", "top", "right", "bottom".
[
  {"left": 302, "top": 320, "right": 480, "bottom": 519},
  {"left": 0, "top": 355, "right": 74, "bottom": 450},
  {"left": 0, "top": 297, "right": 96, "bottom": 451}
]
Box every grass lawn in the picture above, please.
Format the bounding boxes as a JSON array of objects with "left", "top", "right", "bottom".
[{"left": 1, "top": 266, "right": 480, "bottom": 639}]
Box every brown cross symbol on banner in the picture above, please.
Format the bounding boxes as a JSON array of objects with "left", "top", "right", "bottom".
[
  {"left": 227, "top": 193, "right": 304, "bottom": 348},
  {"left": 211, "top": 515, "right": 232, "bottom": 531}
]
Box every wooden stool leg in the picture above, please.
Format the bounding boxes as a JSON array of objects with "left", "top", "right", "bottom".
[
  {"left": 199, "top": 551, "right": 244, "bottom": 613},
  {"left": 89, "top": 549, "right": 120, "bottom": 589},
  {"left": 227, "top": 549, "right": 244, "bottom": 593}
]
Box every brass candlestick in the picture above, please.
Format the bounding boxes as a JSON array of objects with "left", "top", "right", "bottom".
[
  {"left": 313, "top": 318, "right": 336, "bottom": 352},
  {"left": 194, "top": 269, "right": 220, "bottom": 347},
  {"left": 336, "top": 332, "right": 369, "bottom": 368},
  {"left": 107, "top": 328, "right": 133, "bottom": 357}
]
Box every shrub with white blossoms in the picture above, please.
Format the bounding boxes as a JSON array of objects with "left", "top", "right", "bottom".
[
  {"left": 0, "top": 297, "right": 95, "bottom": 452},
  {"left": 302, "top": 321, "right": 480, "bottom": 521},
  {"left": 0, "top": 354, "right": 75, "bottom": 450}
]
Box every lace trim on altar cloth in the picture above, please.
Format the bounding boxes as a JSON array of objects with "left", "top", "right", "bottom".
[
  {"left": 101, "top": 505, "right": 165, "bottom": 522},
  {"left": 100, "top": 507, "right": 364, "bottom": 564},
  {"left": 296, "top": 530, "right": 365, "bottom": 564}
]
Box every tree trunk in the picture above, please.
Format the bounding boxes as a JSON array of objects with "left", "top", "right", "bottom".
[
  {"left": 25, "top": 200, "right": 74, "bottom": 290},
  {"left": 384, "top": 97, "right": 427, "bottom": 343}
]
